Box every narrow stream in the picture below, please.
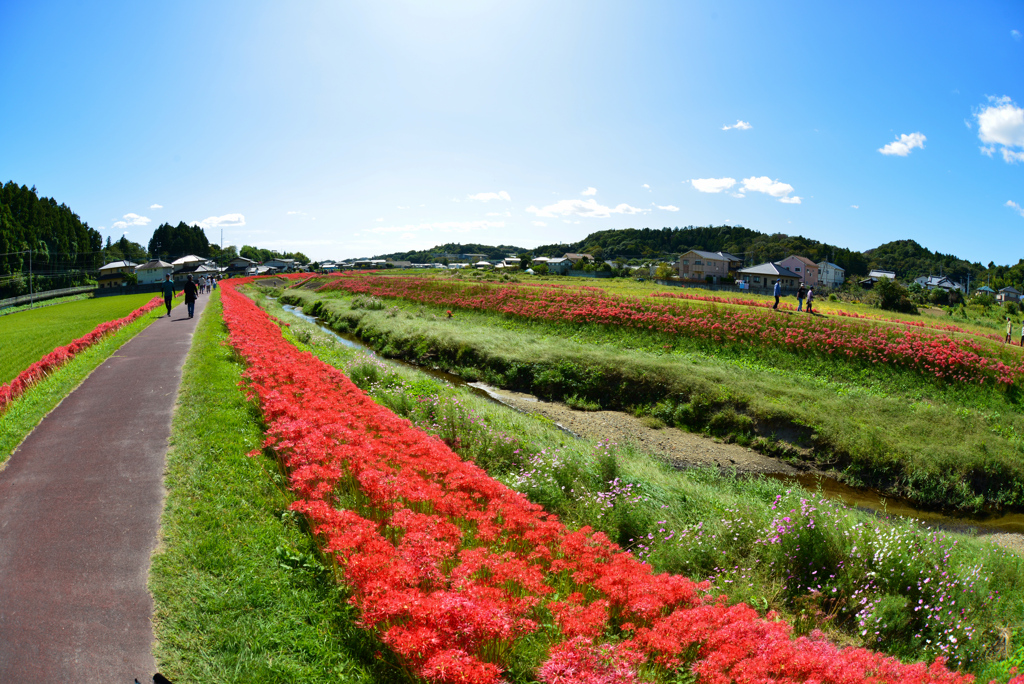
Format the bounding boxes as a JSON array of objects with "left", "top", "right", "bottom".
[{"left": 280, "top": 303, "right": 1024, "bottom": 537}]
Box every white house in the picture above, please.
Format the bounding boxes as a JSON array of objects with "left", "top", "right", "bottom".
[
  {"left": 817, "top": 261, "right": 845, "bottom": 288},
  {"left": 135, "top": 259, "right": 174, "bottom": 285}
]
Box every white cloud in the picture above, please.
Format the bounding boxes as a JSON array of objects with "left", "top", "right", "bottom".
[
  {"left": 1012, "top": 29, "right": 1021, "bottom": 41},
  {"left": 851, "top": 205, "right": 859, "bottom": 209},
  {"left": 370, "top": 220, "right": 504, "bottom": 235},
  {"left": 467, "top": 191, "right": 511, "bottom": 202},
  {"left": 532, "top": 220, "right": 547, "bottom": 227},
  {"left": 150, "top": 204, "right": 163, "bottom": 209},
  {"left": 526, "top": 198, "right": 647, "bottom": 218},
  {"left": 486, "top": 211, "right": 512, "bottom": 217},
  {"left": 287, "top": 210, "right": 306, "bottom": 215},
  {"left": 722, "top": 120, "right": 752, "bottom": 131},
  {"left": 976, "top": 96, "right": 1024, "bottom": 163},
  {"left": 689, "top": 177, "right": 737, "bottom": 193},
  {"left": 581, "top": 187, "right": 597, "bottom": 196},
  {"left": 740, "top": 176, "right": 802, "bottom": 204},
  {"left": 878, "top": 132, "right": 926, "bottom": 156},
  {"left": 375, "top": 217, "right": 384, "bottom": 222},
  {"left": 195, "top": 213, "right": 246, "bottom": 229},
  {"left": 964, "top": 119, "right": 973, "bottom": 130},
  {"left": 1007, "top": 200, "right": 1024, "bottom": 218},
  {"left": 642, "top": 183, "right": 650, "bottom": 189},
  {"left": 657, "top": 205, "right": 680, "bottom": 211},
  {"left": 111, "top": 212, "right": 151, "bottom": 230}
]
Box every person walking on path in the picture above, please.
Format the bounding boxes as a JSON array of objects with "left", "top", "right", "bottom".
[
  {"left": 1007, "top": 317, "right": 1013, "bottom": 344},
  {"left": 806, "top": 287, "right": 815, "bottom": 314},
  {"left": 183, "top": 274, "right": 199, "bottom": 318},
  {"left": 160, "top": 273, "right": 176, "bottom": 317},
  {"left": 773, "top": 279, "right": 782, "bottom": 310},
  {"left": 796, "top": 283, "right": 807, "bottom": 311}
]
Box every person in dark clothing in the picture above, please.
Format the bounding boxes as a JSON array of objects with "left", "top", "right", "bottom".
[
  {"left": 796, "top": 283, "right": 807, "bottom": 311},
  {"left": 773, "top": 279, "right": 781, "bottom": 309},
  {"left": 160, "top": 274, "right": 176, "bottom": 317},
  {"left": 183, "top": 274, "right": 199, "bottom": 318}
]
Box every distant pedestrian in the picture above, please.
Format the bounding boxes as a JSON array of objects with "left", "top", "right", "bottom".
[
  {"left": 199, "top": 276, "right": 207, "bottom": 294},
  {"left": 1007, "top": 317, "right": 1013, "bottom": 344},
  {"left": 212, "top": 276, "right": 218, "bottom": 291},
  {"left": 797, "top": 283, "right": 807, "bottom": 311},
  {"left": 161, "top": 274, "right": 176, "bottom": 317},
  {"left": 806, "top": 287, "right": 814, "bottom": 313},
  {"left": 184, "top": 274, "right": 199, "bottom": 319},
  {"left": 773, "top": 279, "right": 781, "bottom": 309}
]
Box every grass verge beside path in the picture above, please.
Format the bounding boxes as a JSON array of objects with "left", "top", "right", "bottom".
[
  {"left": 149, "top": 292, "right": 386, "bottom": 683},
  {"left": 0, "top": 300, "right": 173, "bottom": 462},
  {"left": 0, "top": 292, "right": 158, "bottom": 384}
]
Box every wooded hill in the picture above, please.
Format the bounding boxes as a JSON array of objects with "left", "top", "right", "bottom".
[
  {"left": 0, "top": 182, "right": 103, "bottom": 299},
  {"left": 376, "top": 227, "right": 1008, "bottom": 286}
]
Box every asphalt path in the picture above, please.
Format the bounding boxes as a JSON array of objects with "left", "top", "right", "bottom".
[{"left": 0, "top": 292, "right": 208, "bottom": 682}]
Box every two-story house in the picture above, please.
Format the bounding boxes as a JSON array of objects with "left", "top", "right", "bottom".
[
  {"left": 777, "top": 255, "right": 819, "bottom": 286},
  {"left": 676, "top": 250, "right": 743, "bottom": 283},
  {"left": 97, "top": 260, "right": 139, "bottom": 288},
  {"left": 817, "top": 261, "right": 845, "bottom": 288}
]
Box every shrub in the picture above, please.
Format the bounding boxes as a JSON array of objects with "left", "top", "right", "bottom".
[
  {"left": 873, "top": 278, "right": 919, "bottom": 314},
  {"left": 565, "top": 394, "right": 601, "bottom": 411}
]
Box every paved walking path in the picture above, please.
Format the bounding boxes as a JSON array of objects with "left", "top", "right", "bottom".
[{"left": 0, "top": 294, "right": 208, "bottom": 682}]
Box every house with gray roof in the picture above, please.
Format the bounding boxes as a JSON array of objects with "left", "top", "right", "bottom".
[
  {"left": 737, "top": 262, "right": 801, "bottom": 291},
  {"left": 677, "top": 250, "right": 743, "bottom": 283}
]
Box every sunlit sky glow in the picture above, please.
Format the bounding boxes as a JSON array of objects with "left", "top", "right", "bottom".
[{"left": 1, "top": 1, "right": 1022, "bottom": 262}]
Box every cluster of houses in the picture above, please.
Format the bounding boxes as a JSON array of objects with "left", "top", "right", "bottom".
[
  {"left": 673, "top": 250, "right": 846, "bottom": 291},
  {"left": 96, "top": 255, "right": 309, "bottom": 288}
]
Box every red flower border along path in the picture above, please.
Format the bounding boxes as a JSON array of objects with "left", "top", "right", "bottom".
[
  {"left": 0, "top": 296, "right": 163, "bottom": 414},
  {"left": 222, "top": 278, "right": 1017, "bottom": 684}
]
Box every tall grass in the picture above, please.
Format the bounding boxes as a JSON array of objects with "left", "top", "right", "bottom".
[
  {"left": 279, "top": 287, "right": 1024, "bottom": 513},
  {"left": 259, "top": 288, "right": 1024, "bottom": 678}
]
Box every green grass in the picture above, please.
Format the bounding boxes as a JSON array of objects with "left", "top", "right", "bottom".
[
  {"left": 0, "top": 292, "right": 158, "bottom": 384},
  {"left": 279, "top": 287, "right": 1024, "bottom": 513},
  {"left": 0, "top": 300, "right": 172, "bottom": 462},
  {"left": 0, "top": 292, "right": 93, "bottom": 317},
  {"left": 149, "top": 292, "right": 396, "bottom": 683},
  {"left": 256, "top": 287, "right": 1024, "bottom": 677}
]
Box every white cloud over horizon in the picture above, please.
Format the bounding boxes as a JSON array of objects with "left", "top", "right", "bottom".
[
  {"left": 1007, "top": 200, "right": 1024, "bottom": 218},
  {"left": 467, "top": 191, "right": 511, "bottom": 202},
  {"left": 976, "top": 96, "right": 1024, "bottom": 163},
  {"left": 878, "top": 132, "right": 926, "bottom": 156},
  {"left": 149, "top": 204, "right": 163, "bottom": 209},
  {"left": 581, "top": 187, "right": 597, "bottom": 196},
  {"left": 195, "top": 213, "right": 246, "bottom": 229},
  {"left": 657, "top": 205, "right": 680, "bottom": 211},
  {"left": 690, "top": 177, "right": 737, "bottom": 193},
  {"left": 722, "top": 120, "right": 752, "bottom": 131},
  {"left": 111, "top": 212, "right": 151, "bottom": 230},
  {"left": 526, "top": 197, "right": 647, "bottom": 218}
]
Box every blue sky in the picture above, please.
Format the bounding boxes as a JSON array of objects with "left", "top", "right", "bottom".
[{"left": 1, "top": 1, "right": 1021, "bottom": 262}]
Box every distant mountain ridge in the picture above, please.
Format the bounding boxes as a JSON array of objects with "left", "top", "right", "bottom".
[{"left": 374, "top": 227, "right": 1021, "bottom": 286}]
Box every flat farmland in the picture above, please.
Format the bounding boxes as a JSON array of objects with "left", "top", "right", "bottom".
[{"left": 0, "top": 293, "right": 158, "bottom": 385}]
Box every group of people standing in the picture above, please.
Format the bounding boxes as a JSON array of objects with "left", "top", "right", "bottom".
[
  {"left": 772, "top": 280, "right": 815, "bottom": 313},
  {"left": 160, "top": 272, "right": 220, "bottom": 319}
]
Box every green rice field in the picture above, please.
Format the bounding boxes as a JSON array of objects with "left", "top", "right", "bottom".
[{"left": 0, "top": 293, "right": 159, "bottom": 385}]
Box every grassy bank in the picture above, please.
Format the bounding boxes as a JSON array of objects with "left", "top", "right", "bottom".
[
  {"left": 0, "top": 292, "right": 159, "bottom": 384},
  {"left": 279, "top": 286, "right": 1024, "bottom": 513},
  {"left": 255, "top": 287, "right": 1024, "bottom": 678},
  {"left": 0, "top": 300, "right": 172, "bottom": 462},
  {"left": 149, "top": 292, "right": 395, "bottom": 683}
]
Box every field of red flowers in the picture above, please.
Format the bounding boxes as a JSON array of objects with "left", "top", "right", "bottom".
[
  {"left": 222, "top": 277, "right": 1020, "bottom": 683},
  {"left": 0, "top": 295, "right": 162, "bottom": 414},
  {"left": 315, "top": 275, "right": 1024, "bottom": 387}
]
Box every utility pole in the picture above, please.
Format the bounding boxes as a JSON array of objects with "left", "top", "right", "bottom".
[{"left": 28, "top": 248, "right": 33, "bottom": 309}]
